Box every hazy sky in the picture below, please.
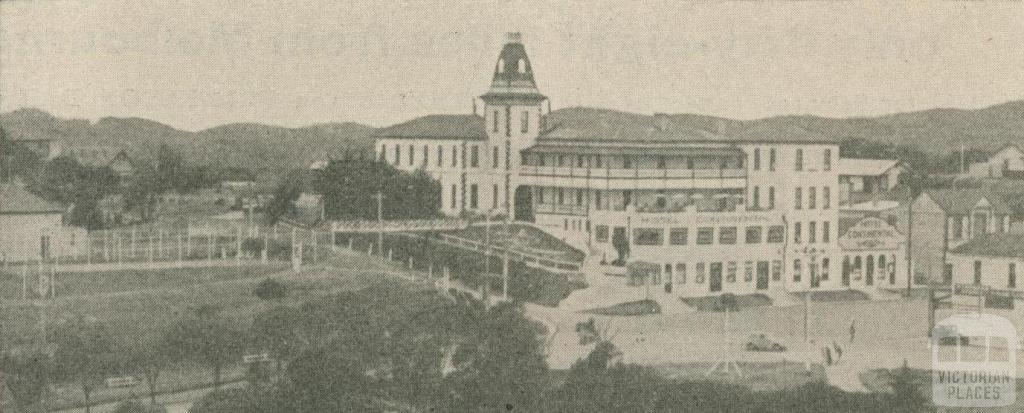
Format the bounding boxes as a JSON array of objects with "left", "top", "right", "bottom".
[{"left": 2, "top": 0, "right": 1023, "bottom": 131}]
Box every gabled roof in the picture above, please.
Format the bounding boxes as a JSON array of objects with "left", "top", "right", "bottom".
[
  {"left": 374, "top": 115, "right": 486, "bottom": 141},
  {"left": 949, "top": 233, "right": 1024, "bottom": 259},
  {"left": 919, "top": 188, "right": 1014, "bottom": 215},
  {"left": 838, "top": 158, "right": 901, "bottom": 176},
  {"left": 991, "top": 144, "right": 1023, "bottom": 158},
  {"left": 63, "top": 146, "right": 132, "bottom": 168},
  {"left": 0, "top": 184, "right": 64, "bottom": 214},
  {"left": 535, "top": 107, "right": 838, "bottom": 145}
]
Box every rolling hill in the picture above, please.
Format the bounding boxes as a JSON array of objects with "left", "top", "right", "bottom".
[{"left": 2, "top": 99, "right": 1022, "bottom": 183}]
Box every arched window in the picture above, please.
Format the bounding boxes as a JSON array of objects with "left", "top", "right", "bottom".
[
  {"left": 497, "top": 59, "right": 505, "bottom": 73},
  {"left": 517, "top": 59, "right": 526, "bottom": 73}
]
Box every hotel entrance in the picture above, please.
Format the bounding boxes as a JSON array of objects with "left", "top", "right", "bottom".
[
  {"left": 709, "top": 262, "right": 723, "bottom": 292},
  {"left": 756, "top": 261, "right": 770, "bottom": 290}
]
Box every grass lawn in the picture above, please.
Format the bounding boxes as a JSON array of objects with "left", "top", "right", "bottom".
[
  {"left": 653, "top": 361, "right": 827, "bottom": 392},
  {"left": 585, "top": 299, "right": 661, "bottom": 316},
  {"left": 0, "top": 249, "right": 425, "bottom": 411},
  {"left": 861, "top": 367, "right": 1024, "bottom": 412}
]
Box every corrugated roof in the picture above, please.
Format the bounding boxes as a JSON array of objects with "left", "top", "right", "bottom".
[
  {"left": 374, "top": 115, "right": 486, "bottom": 140},
  {"left": 949, "top": 233, "right": 1024, "bottom": 259},
  {"left": 537, "top": 107, "right": 839, "bottom": 145},
  {"left": 0, "top": 184, "right": 64, "bottom": 214},
  {"left": 921, "top": 188, "right": 1014, "bottom": 215},
  {"left": 838, "top": 158, "right": 901, "bottom": 176},
  {"left": 523, "top": 141, "right": 743, "bottom": 157}
]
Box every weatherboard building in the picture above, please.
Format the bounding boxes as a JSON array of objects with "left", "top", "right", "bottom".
[{"left": 374, "top": 33, "right": 910, "bottom": 299}]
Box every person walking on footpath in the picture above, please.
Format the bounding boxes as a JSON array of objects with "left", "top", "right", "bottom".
[{"left": 849, "top": 320, "right": 856, "bottom": 343}]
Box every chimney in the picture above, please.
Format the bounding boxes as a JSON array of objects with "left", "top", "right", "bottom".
[{"left": 654, "top": 113, "right": 671, "bottom": 132}]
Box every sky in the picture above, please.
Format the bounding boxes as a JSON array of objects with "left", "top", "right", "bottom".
[{"left": 1, "top": 0, "right": 1023, "bottom": 131}]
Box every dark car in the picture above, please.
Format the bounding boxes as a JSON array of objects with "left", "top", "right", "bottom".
[{"left": 745, "top": 333, "right": 786, "bottom": 352}]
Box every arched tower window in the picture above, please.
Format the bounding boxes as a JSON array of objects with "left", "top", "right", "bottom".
[
  {"left": 517, "top": 59, "right": 526, "bottom": 73},
  {"left": 497, "top": 59, "right": 504, "bottom": 73}
]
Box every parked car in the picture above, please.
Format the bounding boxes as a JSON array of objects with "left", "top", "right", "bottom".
[{"left": 745, "top": 333, "right": 786, "bottom": 352}]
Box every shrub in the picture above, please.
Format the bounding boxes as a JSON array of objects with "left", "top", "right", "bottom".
[
  {"left": 254, "top": 278, "right": 288, "bottom": 300},
  {"left": 113, "top": 400, "right": 168, "bottom": 413}
]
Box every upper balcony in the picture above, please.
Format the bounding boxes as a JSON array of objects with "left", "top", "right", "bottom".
[{"left": 517, "top": 165, "right": 747, "bottom": 190}]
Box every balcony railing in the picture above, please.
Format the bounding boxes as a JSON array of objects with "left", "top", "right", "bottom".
[{"left": 519, "top": 166, "right": 747, "bottom": 180}]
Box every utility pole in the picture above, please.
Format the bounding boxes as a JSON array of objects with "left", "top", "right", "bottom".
[{"left": 376, "top": 191, "right": 384, "bottom": 257}]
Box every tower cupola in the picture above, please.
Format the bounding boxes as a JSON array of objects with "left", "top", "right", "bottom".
[{"left": 482, "top": 32, "right": 545, "bottom": 101}]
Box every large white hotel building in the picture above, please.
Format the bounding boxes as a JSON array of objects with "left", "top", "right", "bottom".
[{"left": 375, "top": 33, "right": 907, "bottom": 299}]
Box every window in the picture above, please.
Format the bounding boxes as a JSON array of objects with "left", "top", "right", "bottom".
[
  {"left": 492, "top": 185, "right": 499, "bottom": 209},
  {"left": 521, "top": 111, "right": 529, "bottom": 133},
  {"left": 696, "top": 263, "right": 706, "bottom": 284},
  {"left": 824, "top": 149, "right": 832, "bottom": 171},
  {"left": 537, "top": 187, "right": 545, "bottom": 204},
  {"left": 657, "top": 156, "right": 666, "bottom": 169},
  {"left": 380, "top": 144, "right": 387, "bottom": 161},
  {"left": 623, "top": 190, "right": 632, "bottom": 207},
  {"left": 633, "top": 228, "right": 664, "bottom": 246},
  {"left": 795, "top": 187, "right": 803, "bottom": 210},
  {"left": 769, "top": 148, "right": 777, "bottom": 171},
  {"left": 469, "top": 184, "right": 478, "bottom": 209},
  {"left": 470, "top": 146, "right": 479, "bottom": 167},
  {"left": 752, "top": 186, "right": 760, "bottom": 209},
  {"left": 451, "top": 184, "right": 457, "bottom": 209},
  {"left": 517, "top": 59, "right": 526, "bottom": 72},
  {"left": 768, "top": 187, "right": 775, "bottom": 209},
  {"left": 744, "top": 261, "right": 754, "bottom": 282},
  {"left": 595, "top": 225, "right": 609, "bottom": 243},
  {"left": 696, "top": 227, "right": 714, "bottom": 245},
  {"left": 808, "top": 221, "right": 817, "bottom": 243},
  {"left": 793, "top": 259, "right": 802, "bottom": 282},
  {"left": 395, "top": 145, "right": 401, "bottom": 165},
  {"left": 686, "top": 158, "right": 694, "bottom": 169},
  {"left": 753, "top": 148, "right": 761, "bottom": 170},
  {"left": 577, "top": 155, "right": 584, "bottom": 168},
  {"left": 670, "top": 228, "right": 688, "bottom": 245},
  {"left": 974, "top": 261, "right": 982, "bottom": 285},
  {"left": 437, "top": 146, "right": 444, "bottom": 167},
  {"left": 767, "top": 226, "right": 785, "bottom": 243},
  {"left": 821, "top": 258, "right": 830, "bottom": 281},
  {"left": 557, "top": 189, "right": 564, "bottom": 205},
  {"left": 771, "top": 260, "right": 782, "bottom": 281},
  {"left": 622, "top": 156, "right": 632, "bottom": 169},
  {"left": 423, "top": 145, "right": 429, "bottom": 165},
  {"left": 655, "top": 190, "right": 667, "bottom": 209},
  {"left": 493, "top": 147, "right": 499, "bottom": 168},
  {"left": 675, "top": 263, "right": 687, "bottom": 284},
  {"left": 576, "top": 190, "right": 584, "bottom": 206},
  {"left": 745, "top": 226, "right": 762, "bottom": 244},
  {"left": 595, "top": 155, "right": 603, "bottom": 168},
  {"left": 809, "top": 187, "right": 817, "bottom": 209},
  {"left": 795, "top": 149, "right": 803, "bottom": 171},
  {"left": 823, "top": 187, "right": 831, "bottom": 209},
  {"left": 1010, "top": 263, "right": 1017, "bottom": 288},
  {"left": 409, "top": 145, "right": 415, "bottom": 165},
  {"left": 719, "top": 227, "right": 738, "bottom": 245},
  {"left": 493, "top": 110, "right": 500, "bottom": 132},
  {"left": 452, "top": 146, "right": 458, "bottom": 167},
  {"left": 727, "top": 262, "right": 737, "bottom": 283},
  {"left": 823, "top": 221, "right": 831, "bottom": 243},
  {"left": 954, "top": 217, "right": 964, "bottom": 239},
  {"left": 794, "top": 222, "right": 802, "bottom": 244}
]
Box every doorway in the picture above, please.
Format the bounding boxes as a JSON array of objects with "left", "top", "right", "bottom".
[
  {"left": 756, "top": 261, "right": 769, "bottom": 290},
  {"left": 709, "top": 262, "right": 723, "bottom": 292}
]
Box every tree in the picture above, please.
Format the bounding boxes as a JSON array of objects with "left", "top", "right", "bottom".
[
  {"left": 51, "top": 316, "right": 120, "bottom": 413},
  {"left": 125, "top": 329, "right": 171, "bottom": 405},
  {"left": 250, "top": 306, "right": 304, "bottom": 373},
  {"left": 889, "top": 360, "right": 929, "bottom": 412},
  {"left": 315, "top": 159, "right": 441, "bottom": 221},
  {"left": 163, "top": 308, "right": 244, "bottom": 390},
  {"left": 0, "top": 351, "right": 50, "bottom": 411}
]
